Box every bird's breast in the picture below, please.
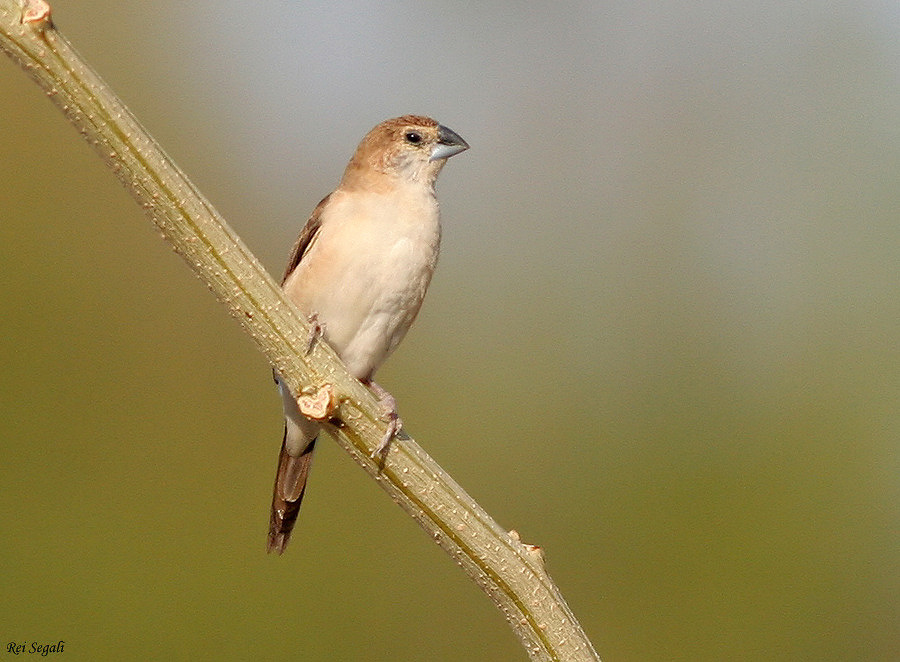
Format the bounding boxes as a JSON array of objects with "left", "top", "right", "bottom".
[{"left": 283, "top": 187, "right": 441, "bottom": 379}]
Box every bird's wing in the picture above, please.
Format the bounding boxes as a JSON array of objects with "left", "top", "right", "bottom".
[{"left": 281, "top": 193, "right": 331, "bottom": 285}]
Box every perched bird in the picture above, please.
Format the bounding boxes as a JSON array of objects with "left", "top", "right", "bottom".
[{"left": 268, "top": 115, "right": 469, "bottom": 554}]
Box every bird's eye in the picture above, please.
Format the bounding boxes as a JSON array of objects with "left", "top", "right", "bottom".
[{"left": 404, "top": 131, "right": 423, "bottom": 144}]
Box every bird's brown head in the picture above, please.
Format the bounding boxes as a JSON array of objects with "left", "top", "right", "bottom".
[{"left": 341, "top": 115, "right": 469, "bottom": 190}]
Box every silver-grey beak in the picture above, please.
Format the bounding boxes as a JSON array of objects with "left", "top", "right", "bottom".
[{"left": 430, "top": 124, "right": 470, "bottom": 161}]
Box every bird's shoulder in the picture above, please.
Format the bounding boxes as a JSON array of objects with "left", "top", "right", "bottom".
[{"left": 281, "top": 193, "right": 331, "bottom": 284}]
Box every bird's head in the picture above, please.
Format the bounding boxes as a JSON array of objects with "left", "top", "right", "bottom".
[{"left": 342, "top": 115, "right": 469, "bottom": 189}]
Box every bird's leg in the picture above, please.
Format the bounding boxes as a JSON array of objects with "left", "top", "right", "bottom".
[
  {"left": 367, "top": 381, "right": 402, "bottom": 459},
  {"left": 305, "top": 312, "right": 325, "bottom": 355}
]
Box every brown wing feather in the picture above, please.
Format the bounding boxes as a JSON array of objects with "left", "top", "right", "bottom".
[
  {"left": 267, "top": 432, "right": 318, "bottom": 554},
  {"left": 281, "top": 193, "right": 331, "bottom": 284}
]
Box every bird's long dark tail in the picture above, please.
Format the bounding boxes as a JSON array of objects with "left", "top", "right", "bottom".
[{"left": 267, "top": 431, "right": 317, "bottom": 554}]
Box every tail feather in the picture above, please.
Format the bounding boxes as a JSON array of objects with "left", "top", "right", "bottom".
[{"left": 267, "top": 431, "right": 317, "bottom": 554}]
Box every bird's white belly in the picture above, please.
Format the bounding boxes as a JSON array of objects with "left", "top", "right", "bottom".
[
  {"left": 284, "top": 189, "right": 440, "bottom": 380},
  {"left": 320, "top": 238, "right": 432, "bottom": 377}
]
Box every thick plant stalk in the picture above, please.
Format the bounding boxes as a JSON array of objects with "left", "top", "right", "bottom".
[{"left": 0, "top": 2, "right": 601, "bottom": 660}]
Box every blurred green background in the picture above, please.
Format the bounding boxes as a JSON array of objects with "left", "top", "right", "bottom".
[{"left": 1, "top": 1, "right": 898, "bottom": 660}]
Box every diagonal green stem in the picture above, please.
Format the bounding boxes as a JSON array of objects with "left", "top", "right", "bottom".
[{"left": 0, "top": 3, "right": 600, "bottom": 660}]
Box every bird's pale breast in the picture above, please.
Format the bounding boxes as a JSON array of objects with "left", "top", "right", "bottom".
[{"left": 282, "top": 185, "right": 441, "bottom": 380}]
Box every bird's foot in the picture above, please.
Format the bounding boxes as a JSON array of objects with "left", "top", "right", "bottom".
[
  {"left": 368, "top": 381, "right": 402, "bottom": 460},
  {"left": 305, "top": 312, "right": 325, "bottom": 355}
]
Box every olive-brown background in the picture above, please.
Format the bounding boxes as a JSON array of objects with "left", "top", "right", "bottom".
[{"left": 1, "top": 2, "right": 897, "bottom": 660}]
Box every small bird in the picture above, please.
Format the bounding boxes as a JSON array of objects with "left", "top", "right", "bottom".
[{"left": 268, "top": 115, "right": 469, "bottom": 554}]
